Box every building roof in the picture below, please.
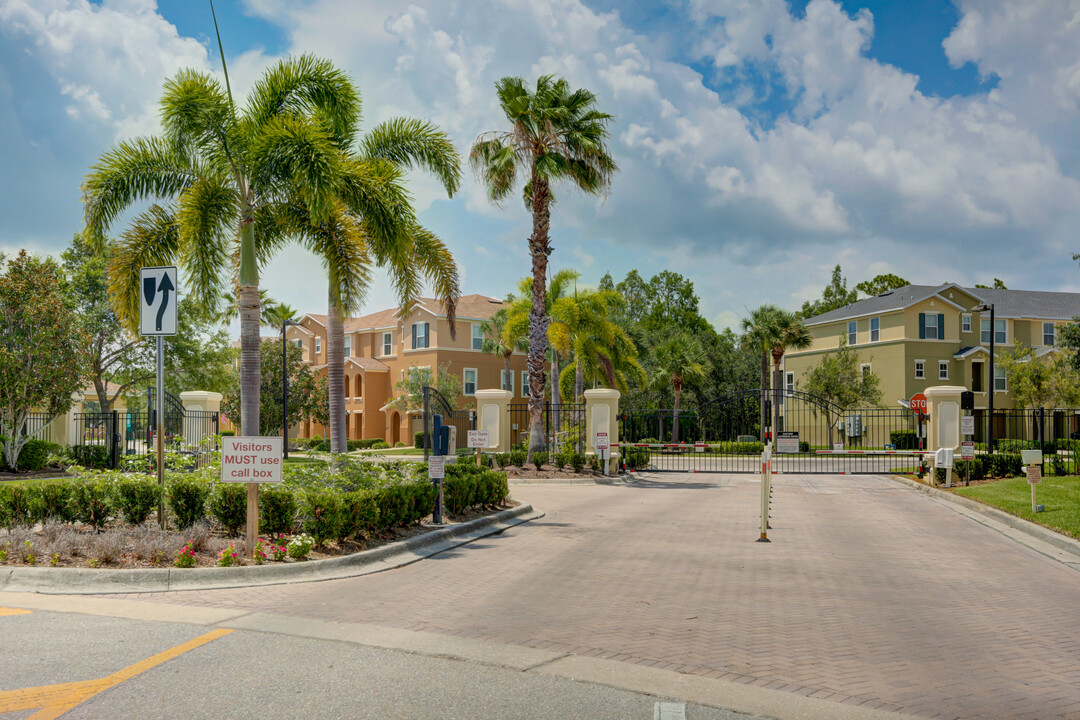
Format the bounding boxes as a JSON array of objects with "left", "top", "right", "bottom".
[
  {"left": 310, "top": 357, "right": 390, "bottom": 373},
  {"left": 343, "top": 294, "right": 506, "bottom": 332},
  {"left": 804, "top": 284, "right": 1080, "bottom": 326}
]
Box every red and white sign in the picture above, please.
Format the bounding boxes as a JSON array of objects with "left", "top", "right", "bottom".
[
  {"left": 961, "top": 441, "right": 975, "bottom": 460},
  {"left": 909, "top": 393, "right": 928, "bottom": 415},
  {"left": 1027, "top": 465, "right": 1042, "bottom": 485},
  {"left": 595, "top": 432, "right": 609, "bottom": 450},
  {"left": 221, "top": 436, "right": 283, "bottom": 483}
]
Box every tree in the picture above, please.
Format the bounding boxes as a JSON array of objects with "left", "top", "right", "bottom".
[
  {"left": 551, "top": 286, "right": 644, "bottom": 399},
  {"left": 855, "top": 273, "right": 909, "bottom": 297},
  {"left": 0, "top": 252, "right": 89, "bottom": 470},
  {"left": 741, "top": 304, "right": 782, "bottom": 441},
  {"left": 975, "top": 278, "right": 1007, "bottom": 289},
  {"left": 767, "top": 310, "right": 812, "bottom": 433},
  {"left": 799, "top": 265, "right": 858, "bottom": 319},
  {"left": 481, "top": 308, "right": 526, "bottom": 388},
  {"left": 997, "top": 344, "right": 1080, "bottom": 410},
  {"left": 648, "top": 333, "right": 707, "bottom": 443},
  {"left": 386, "top": 364, "right": 463, "bottom": 414},
  {"left": 83, "top": 54, "right": 371, "bottom": 439},
  {"left": 262, "top": 302, "right": 298, "bottom": 330},
  {"left": 801, "top": 337, "right": 883, "bottom": 447},
  {"left": 470, "top": 75, "right": 618, "bottom": 459},
  {"left": 221, "top": 341, "right": 327, "bottom": 437}
]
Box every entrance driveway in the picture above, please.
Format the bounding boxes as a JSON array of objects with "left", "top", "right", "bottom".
[{"left": 108, "top": 472, "right": 1080, "bottom": 720}]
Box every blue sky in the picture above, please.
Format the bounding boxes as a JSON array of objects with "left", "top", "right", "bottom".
[{"left": 2, "top": 0, "right": 1079, "bottom": 334}]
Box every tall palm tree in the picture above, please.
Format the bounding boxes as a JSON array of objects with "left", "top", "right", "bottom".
[
  {"left": 481, "top": 307, "right": 527, "bottom": 388},
  {"left": 767, "top": 310, "right": 812, "bottom": 433},
  {"left": 649, "top": 333, "right": 707, "bottom": 443},
  {"left": 262, "top": 301, "right": 297, "bottom": 330},
  {"left": 82, "top": 55, "right": 385, "bottom": 437},
  {"left": 740, "top": 304, "right": 783, "bottom": 442},
  {"left": 470, "top": 75, "right": 618, "bottom": 459},
  {"left": 551, "top": 286, "right": 644, "bottom": 399}
]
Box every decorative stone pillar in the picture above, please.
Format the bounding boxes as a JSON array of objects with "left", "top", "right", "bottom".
[
  {"left": 924, "top": 386, "right": 964, "bottom": 453},
  {"left": 585, "top": 388, "right": 621, "bottom": 472},
  {"left": 180, "top": 391, "right": 223, "bottom": 447},
  {"left": 474, "top": 389, "right": 512, "bottom": 452}
]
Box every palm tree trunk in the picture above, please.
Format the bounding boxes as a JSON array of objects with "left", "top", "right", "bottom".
[
  {"left": 551, "top": 351, "right": 561, "bottom": 453},
  {"left": 328, "top": 292, "right": 346, "bottom": 454},
  {"left": 526, "top": 174, "right": 551, "bottom": 459},
  {"left": 238, "top": 283, "right": 262, "bottom": 437},
  {"left": 673, "top": 383, "right": 681, "bottom": 444},
  {"left": 772, "top": 362, "right": 783, "bottom": 435},
  {"left": 759, "top": 351, "right": 768, "bottom": 442}
]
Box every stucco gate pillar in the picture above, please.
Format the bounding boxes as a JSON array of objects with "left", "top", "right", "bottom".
[
  {"left": 474, "top": 389, "right": 512, "bottom": 453},
  {"left": 924, "top": 386, "right": 964, "bottom": 454},
  {"left": 585, "top": 389, "right": 621, "bottom": 473},
  {"left": 180, "top": 391, "right": 223, "bottom": 450}
]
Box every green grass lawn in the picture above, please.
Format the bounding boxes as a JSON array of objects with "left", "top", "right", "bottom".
[
  {"left": 283, "top": 456, "right": 328, "bottom": 465},
  {"left": 950, "top": 475, "right": 1080, "bottom": 540}
]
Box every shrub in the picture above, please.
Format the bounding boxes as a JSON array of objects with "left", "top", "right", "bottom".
[
  {"left": 112, "top": 477, "right": 163, "bottom": 526},
  {"left": 167, "top": 477, "right": 209, "bottom": 530},
  {"left": 174, "top": 541, "right": 197, "bottom": 568},
  {"left": 17, "top": 440, "right": 62, "bottom": 471},
  {"left": 208, "top": 483, "right": 247, "bottom": 536},
  {"left": 217, "top": 544, "right": 241, "bottom": 567},
  {"left": 493, "top": 452, "right": 510, "bottom": 469},
  {"left": 35, "top": 480, "right": 74, "bottom": 524},
  {"left": 509, "top": 449, "right": 527, "bottom": 468},
  {"left": 375, "top": 482, "right": 436, "bottom": 529},
  {"left": 0, "top": 483, "right": 38, "bottom": 528},
  {"left": 570, "top": 452, "right": 586, "bottom": 473},
  {"left": 414, "top": 431, "right": 426, "bottom": 449},
  {"left": 287, "top": 532, "right": 314, "bottom": 559},
  {"left": 531, "top": 451, "right": 548, "bottom": 470},
  {"left": 890, "top": 431, "right": 918, "bottom": 450},
  {"left": 589, "top": 454, "right": 601, "bottom": 472},
  {"left": 219, "top": 430, "right": 235, "bottom": 437},
  {"left": 989, "top": 453, "right": 1023, "bottom": 478},
  {"left": 259, "top": 485, "right": 298, "bottom": 536},
  {"left": 339, "top": 490, "right": 380, "bottom": 540},
  {"left": 301, "top": 489, "right": 345, "bottom": 545},
  {"left": 70, "top": 479, "right": 111, "bottom": 531},
  {"left": 371, "top": 440, "right": 390, "bottom": 450},
  {"left": 395, "top": 442, "right": 406, "bottom": 448},
  {"left": 552, "top": 451, "right": 567, "bottom": 470},
  {"left": 444, "top": 468, "right": 509, "bottom": 514},
  {"left": 624, "top": 448, "right": 651, "bottom": 469},
  {"left": 71, "top": 445, "right": 110, "bottom": 469},
  {"left": 799, "top": 441, "right": 810, "bottom": 453}
]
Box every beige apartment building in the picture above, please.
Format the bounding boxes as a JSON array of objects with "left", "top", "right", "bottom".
[
  {"left": 285, "top": 294, "right": 529, "bottom": 445},
  {"left": 784, "top": 283, "right": 1080, "bottom": 440}
]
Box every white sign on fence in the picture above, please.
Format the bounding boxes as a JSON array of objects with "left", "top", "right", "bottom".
[
  {"left": 220, "top": 436, "right": 283, "bottom": 483},
  {"left": 467, "top": 430, "right": 489, "bottom": 449},
  {"left": 961, "top": 416, "right": 974, "bottom": 436},
  {"left": 429, "top": 455, "right": 446, "bottom": 479},
  {"left": 777, "top": 431, "right": 799, "bottom": 454},
  {"left": 833, "top": 442, "right": 844, "bottom": 451},
  {"left": 961, "top": 441, "right": 975, "bottom": 460}
]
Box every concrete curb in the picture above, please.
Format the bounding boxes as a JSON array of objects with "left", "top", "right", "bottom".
[
  {"left": 0, "top": 504, "right": 543, "bottom": 595},
  {"left": 887, "top": 474, "right": 1080, "bottom": 560}
]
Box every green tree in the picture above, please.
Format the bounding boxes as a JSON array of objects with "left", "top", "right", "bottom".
[
  {"left": 470, "top": 75, "right": 618, "bottom": 458},
  {"left": 801, "top": 337, "right": 883, "bottom": 447},
  {"left": 481, "top": 307, "right": 527, "bottom": 388},
  {"left": 83, "top": 54, "right": 370, "bottom": 439},
  {"left": 648, "top": 333, "right": 707, "bottom": 443},
  {"left": 221, "top": 341, "right": 327, "bottom": 437},
  {"left": 551, "top": 286, "right": 644, "bottom": 399},
  {"left": 799, "top": 265, "right": 858, "bottom": 319},
  {"left": 855, "top": 273, "right": 909, "bottom": 297},
  {"left": 741, "top": 304, "right": 783, "bottom": 441},
  {"left": 0, "top": 252, "right": 90, "bottom": 470},
  {"left": 975, "top": 278, "right": 1007, "bottom": 289},
  {"left": 998, "top": 344, "right": 1080, "bottom": 410},
  {"left": 386, "top": 364, "right": 463, "bottom": 414},
  {"left": 767, "top": 310, "right": 812, "bottom": 433}
]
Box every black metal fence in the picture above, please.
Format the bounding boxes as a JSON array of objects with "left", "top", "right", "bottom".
[
  {"left": 72, "top": 408, "right": 219, "bottom": 470},
  {"left": 965, "top": 407, "right": 1080, "bottom": 476},
  {"left": 23, "top": 412, "right": 55, "bottom": 443},
  {"left": 508, "top": 401, "right": 586, "bottom": 453}
]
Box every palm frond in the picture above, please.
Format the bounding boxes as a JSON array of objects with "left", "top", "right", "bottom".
[
  {"left": 409, "top": 226, "right": 460, "bottom": 339},
  {"left": 108, "top": 205, "right": 182, "bottom": 331},
  {"left": 362, "top": 117, "right": 461, "bottom": 197},
  {"left": 175, "top": 170, "right": 236, "bottom": 305}
]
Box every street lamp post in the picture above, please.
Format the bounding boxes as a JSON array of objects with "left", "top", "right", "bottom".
[
  {"left": 282, "top": 318, "right": 298, "bottom": 459},
  {"left": 975, "top": 303, "right": 995, "bottom": 452}
]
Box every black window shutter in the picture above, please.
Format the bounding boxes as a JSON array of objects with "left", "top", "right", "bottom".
[
  {"left": 938, "top": 314, "right": 945, "bottom": 340},
  {"left": 424, "top": 322, "right": 430, "bottom": 348},
  {"left": 919, "top": 313, "right": 926, "bottom": 339},
  {"left": 411, "top": 324, "right": 417, "bottom": 349}
]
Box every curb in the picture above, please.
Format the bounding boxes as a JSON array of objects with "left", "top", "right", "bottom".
[
  {"left": 886, "top": 474, "right": 1080, "bottom": 560},
  {"left": 0, "top": 504, "right": 543, "bottom": 595}
]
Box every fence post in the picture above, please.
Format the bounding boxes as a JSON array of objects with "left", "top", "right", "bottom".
[
  {"left": 585, "top": 389, "right": 621, "bottom": 473},
  {"left": 111, "top": 410, "right": 120, "bottom": 469}
]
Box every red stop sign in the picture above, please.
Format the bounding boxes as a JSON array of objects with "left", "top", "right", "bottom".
[{"left": 910, "top": 393, "right": 928, "bottom": 414}]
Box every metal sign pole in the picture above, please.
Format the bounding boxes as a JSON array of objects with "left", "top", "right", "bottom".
[{"left": 156, "top": 335, "right": 165, "bottom": 529}]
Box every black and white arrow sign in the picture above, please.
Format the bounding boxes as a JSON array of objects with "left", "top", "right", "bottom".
[{"left": 139, "top": 266, "right": 178, "bottom": 336}]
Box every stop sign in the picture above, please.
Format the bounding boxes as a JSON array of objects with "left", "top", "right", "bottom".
[{"left": 910, "top": 393, "right": 928, "bottom": 415}]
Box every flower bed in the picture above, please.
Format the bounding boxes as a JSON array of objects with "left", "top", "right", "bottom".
[{"left": 0, "top": 457, "right": 510, "bottom": 569}]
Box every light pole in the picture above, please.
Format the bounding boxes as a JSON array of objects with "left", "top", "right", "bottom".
[
  {"left": 974, "top": 303, "right": 995, "bottom": 451},
  {"left": 282, "top": 318, "right": 298, "bottom": 459}
]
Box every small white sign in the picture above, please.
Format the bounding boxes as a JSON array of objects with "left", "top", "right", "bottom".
[
  {"left": 777, "top": 432, "right": 799, "bottom": 454},
  {"left": 1021, "top": 449, "right": 1043, "bottom": 466},
  {"left": 961, "top": 441, "right": 975, "bottom": 460},
  {"left": 833, "top": 442, "right": 844, "bottom": 451},
  {"left": 694, "top": 442, "right": 706, "bottom": 453},
  {"left": 1027, "top": 465, "right": 1042, "bottom": 485},
  {"left": 467, "top": 430, "right": 489, "bottom": 449},
  {"left": 139, "top": 266, "right": 178, "bottom": 336},
  {"left": 595, "top": 432, "right": 610, "bottom": 450},
  {"left": 429, "top": 455, "right": 446, "bottom": 479},
  {"left": 961, "top": 416, "right": 975, "bottom": 436},
  {"left": 220, "top": 436, "right": 283, "bottom": 483}
]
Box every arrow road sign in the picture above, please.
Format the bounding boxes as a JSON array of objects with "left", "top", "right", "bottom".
[{"left": 139, "top": 266, "right": 178, "bottom": 336}]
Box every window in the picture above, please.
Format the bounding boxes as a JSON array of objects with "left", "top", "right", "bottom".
[
  {"left": 315, "top": 337, "right": 321, "bottom": 355},
  {"left": 343, "top": 335, "right": 351, "bottom": 358},
  {"left": 861, "top": 364, "right": 872, "bottom": 381},
  {"left": 870, "top": 317, "right": 880, "bottom": 343},
  {"left": 1044, "top": 322, "right": 1056, "bottom": 346},
  {"left": 463, "top": 368, "right": 477, "bottom": 396},
  {"left": 471, "top": 323, "right": 483, "bottom": 350},
  {"left": 920, "top": 313, "right": 943, "bottom": 340},
  {"left": 939, "top": 361, "right": 949, "bottom": 380},
  {"left": 382, "top": 332, "right": 393, "bottom": 356},
  {"left": 521, "top": 371, "right": 529, "bottom": 397},
  {"left": 981, "top": 318, "right": 1006, "bottom": 344},
  {"left": 995, "top": 366, "right": 1007, "bottom": 392},
  {"left": 293, "top": 339, "right": 303, "bottom": 349},
  {"left": 412, "top": 322, "right": 429, "bottom": 349},
  {"left": 972, "top": 361, "right": 984, "bottom": 392},
  {"left": 344, "top": 375, "right": 351, "bottom": 398},
  {"left": 785, "top": 372, "right": 794, "bottom": 392},
  {"left": 914, "top": 360, "right": 925, "bottom": 379},
  {"left": 847, "top": 321, "right": 857, "bottom": 345},
  {"left": 501, "top": 369, "right": 514, "bottom": 393},
  {"left": 962, "top": 314, "right": 972, "bottom": 333}
]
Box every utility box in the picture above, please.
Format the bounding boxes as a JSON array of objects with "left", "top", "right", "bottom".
[{"left": 846, "top": 415, "right": 862, "bottom": 438}]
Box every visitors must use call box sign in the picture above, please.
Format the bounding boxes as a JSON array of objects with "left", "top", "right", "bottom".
[{"left": 221, "top": 436, "right": 283, "bottom": 483}]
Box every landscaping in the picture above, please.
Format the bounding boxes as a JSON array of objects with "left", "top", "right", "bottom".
[
  {"left": 0, "top": 455, "right": 510, "bottom": 569},
  {"left": 949, "top": 475, "right": 1080, "bottom": 540}
]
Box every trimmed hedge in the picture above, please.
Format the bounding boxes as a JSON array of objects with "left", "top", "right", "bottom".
[
  {"left": 259, "top": 484, "right": 298, "bottom": 535},
  {"left": 168, "top": 476, "right": 209, "bottom": 530},
  {"left": 935, "top": 453, "right": 1023, "bottom": 483},
  {"left": 414, "top": 431, "right": 426, "bottom": 449},
  {"left": 71, "top": 445, "right": 111, "bottom": 469},
  {"left": 890, "top": 430, "right": 918, "bottom": 450},
  {"left": 111, "top": 477, "right": 163, "bottom": 526},
  {"left": 208, "top": 483, "right": 247, "bottom": 536}
]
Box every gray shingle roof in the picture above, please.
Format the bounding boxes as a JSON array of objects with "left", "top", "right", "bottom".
[{"left": 804, "top": 284, "right": 1080, "bottom": 326}]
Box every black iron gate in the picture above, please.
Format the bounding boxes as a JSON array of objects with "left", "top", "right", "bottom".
[
  {"left": 421, "top": 386, "right": 476, "bottom": 461},
  {"left": 621, "top": 389, "right": 918, "bottom": 474}
]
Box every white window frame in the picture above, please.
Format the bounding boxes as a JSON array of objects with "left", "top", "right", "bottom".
[
  {"left": 870, "top": 317, "right": 880, "bottom": 343},
  {"left": 1044, "top": 322, "right": 1056, "bottom": 346},
  {"left": 847, "top": 320, "right": 857, "bottom": 345},
  {"left": 382, "top": 331, "right": 393, "bottom": 356},
  {"left": 315, "top": 337, "right": 321, "bottom": 355},
  {"left": 521, "top": 371, "right": 529, "bottom": 397},
  {"left": 501, "top": 368, "right": 514, "bottom": 393},
  {"left": 860, "top": 363, "right": 872, "bottom": 380},
  {"left": 914, "top": 359, "right": 925, "bottom": 380},
  {"left": 463, "top": 368, "right": 477, "bottom": 396},
  {"left": 962, "top": 314, "right": 971, "bottom": 333},
  {"left": 924, "top": 314, "right": 940, "bottom": 340},
  {"left": 995, "top": 366, "right": 1007, "bottom": 392},
  {"left": 343, "top": 335, "right": 351, "bottom": 358},
  {"left": 981, "top": 318, "right": 1007, "bottom": 344},
  {"left": 938, "top": 360, "right": 949, "bottom": 380},
  {"left": 471, "top": 323, "right": 483, "bottom": 350},
  {"left": 785, "top": 372, "right": 794, "bottom": 392},
  {"left": 293, "top": 339, "right": 303, "bottom": 350}
]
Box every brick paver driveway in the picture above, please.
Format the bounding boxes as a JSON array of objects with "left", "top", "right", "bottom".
[{"left": 113, "top": 473, "right": 1080, "bottom": 720}]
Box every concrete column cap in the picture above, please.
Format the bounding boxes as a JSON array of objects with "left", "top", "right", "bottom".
[
  {"left": 179, "top": 391, "right": 224, "bottom": 402},
  {"left": 474, "top": 389, "right": 513, "bottom": 400},
  {"left": 924, "top": 386, "right": 965, "bottom": 398},
  {"left": 584, "top": 388, "right": 621, "bottom": 400}
]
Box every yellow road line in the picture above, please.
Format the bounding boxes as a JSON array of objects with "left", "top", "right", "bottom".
[
  {"left": 0, "top": 607, "right": 33, "bottom": 617},
  {"left": 0, "top": 628, "right": 234, "bottom": 719}
]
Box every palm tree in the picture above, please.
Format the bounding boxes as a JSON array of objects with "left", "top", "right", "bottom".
[
  {"left": 741, "top": 304, "right": 782, "bottom": 442},
  {"left": 551, "top": 286, "right": 644, "bottom": 400},
  {"left": 767, "top": 310, "right": 812, "bottom": 433},
  {"left": 649, "top": 333, "right": 707, "bottom": 443},
  {"left": 83, "top": 55, "right": 379, "bottom": 437},
  {"left": 262, "top": 302, "right": 297, "bottom": 330},
  {"left": 481, "top": 307, "right": 527, "bottom": 389},
  {"left": 470, "top": 75, "right": 618, "bottom": 459}
]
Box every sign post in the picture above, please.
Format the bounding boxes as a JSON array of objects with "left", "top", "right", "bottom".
[
  {"left": 467, "top": 429, "right": 489, "bottom": 468},
  {"left": 221, "top": 436, "right": 283, "bottom": 556},
  {"left": 1022, "top": 449, "right": 1043, "bottom": 513},
  {"left": 595, "top": 432, "right": 610, "bottom": 476},
  {"left": 429, "top": 455, "right": 446, "bottom": 524},
  {"left": 139, "top": 266, "right": 178, "bottom": 530},
  {"left": 909, "top": 393, "right": 928, "bottom": 452}
]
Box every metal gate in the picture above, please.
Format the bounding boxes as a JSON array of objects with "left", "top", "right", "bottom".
[
  {"left": 620, "top": 389, "right": 919, "bottom": 474},
  {"left": 421, "top": 386, "right": 476, "bottom": 461}
]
